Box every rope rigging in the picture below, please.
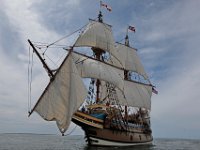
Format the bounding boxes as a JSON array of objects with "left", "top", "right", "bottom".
[
  {"left": 27, "top": 46, "right": 30, "bottom": 113},
  {"left": 46, "top": 24, "right": 86, "bottom": 48},
  {"left": 27, "top": 23, "right": 87, "bottom": 113},
  {"left": 64, "top": 125, "right": 78, "bottom": 136},
  {"left": 27, "top": 46, "right": 34, "bottom": 113},
  {"left": 86, "top": 79, "right": 96, "bottom": 105},
  {"left": 34, "top": 23, "right": 88, "bottom": 53}
]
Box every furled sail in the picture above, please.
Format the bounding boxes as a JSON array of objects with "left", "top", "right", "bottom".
[
  {"left": 101, "top": 80, "right": 152, "bottom": 110},
  {"left": 111, "top": 43, "right": 148, "bottom": 80},
  {"left": 72, "top": 52, "right": 124, "bottom": 91},
  {"left": 74, "top": 20, "right": 118, "bottom": 59},
  {"left": 32, "top": 53, "right": 87, "bottom": 133}
]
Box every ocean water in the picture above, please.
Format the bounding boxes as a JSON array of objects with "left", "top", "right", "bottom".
[{"left": 0, "top": 133, "right": 199, "bottom": 150}]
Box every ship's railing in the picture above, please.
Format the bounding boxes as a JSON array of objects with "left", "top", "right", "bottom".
[{"left": 73, "top": 111, "right": 104, "bottom": 124}]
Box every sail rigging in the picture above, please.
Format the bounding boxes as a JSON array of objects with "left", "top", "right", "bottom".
[
  {"left": 27, "top": 7, "right": 155, "bottom": 145},
  {"left": 100, "top": 80, "right": 152, "bottom": 110},
  {"left": 110, "top": 42, "right": 149, "bottom": 80},
  {"left": 29, "top": 51, "right": 87, "bottom": 133},
  {"left": 74, "top": 20, "right": 118, "bottom": 59},
  {"left": 72, "top": 52, "right": 124, "bottom": 91},
  {"left": 119, "top": 80, "right": 152, "bottom": 109}
]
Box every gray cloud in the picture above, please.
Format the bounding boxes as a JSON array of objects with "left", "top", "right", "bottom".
[
  {"left": 0, "top": 10, "right": 24, "bottom": 62},
  {"left": 31, "top": 0, "right": 98, "bottom": 35},
  {"left": 143, "top": 1, "right": 200, "bottom": 139}
]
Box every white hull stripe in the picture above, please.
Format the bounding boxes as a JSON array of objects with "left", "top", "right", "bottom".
[{"left": 89, "top": 136, "right": 152, "bottom": 146}]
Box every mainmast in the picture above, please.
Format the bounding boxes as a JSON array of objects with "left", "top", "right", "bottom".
[
  {"left": 92, "top": 11, "right": 105, "bottom": 102},
  {"left": 74, "top": 9, "right": 117, "bottom": 103},
  {"left": 125, "top": 30, "right": 130, "bottom": 47},
  {"left": 98, "top": 11, "right": 103, "bottom": 23}
]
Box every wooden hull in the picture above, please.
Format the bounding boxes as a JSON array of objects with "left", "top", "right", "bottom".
[
  {"left": 72, "top": 111, "right": 153, "bottom": 146},
  {"left": 88, "top": 136, "right": 152, "bottom": 146}
]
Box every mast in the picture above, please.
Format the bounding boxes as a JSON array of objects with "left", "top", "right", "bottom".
[
  {"left": 125, "top": 28, "right": 130, "bottom": 47},
  {"left": 74, "top": 10, "right": 118, "bottom": 103},
  {"left": 124, "top": 30, "right": 130, "bottom": 80},
  {"left": 92, "top": 11, "right": 105, "bottom": 102},
  {"left": 98, "top": 11, "right": 103, "bottom": 23}
]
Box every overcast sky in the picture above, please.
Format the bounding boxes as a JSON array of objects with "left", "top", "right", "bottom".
[{"left": 0, "top": 0, "right": 200, "bottom": 139}]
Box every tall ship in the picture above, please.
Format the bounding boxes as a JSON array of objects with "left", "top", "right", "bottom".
[{"left": 28, "top": 2, "right": 157, "bottom": 146}]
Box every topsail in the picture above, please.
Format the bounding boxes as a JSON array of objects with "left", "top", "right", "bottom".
[
  {"left": 111, "top": 43, "right": 149, "bottom": 80},
  {"left": 74, "top": 20, "right": 118, "bottom": 59}
]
